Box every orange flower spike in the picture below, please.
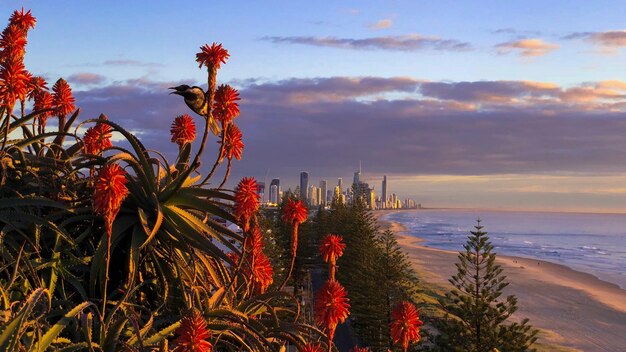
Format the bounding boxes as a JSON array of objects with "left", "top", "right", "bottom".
[
  {"left": 0, "top": 25, "right": 27, "bottom": 59},
  {"left": 196, "top": 42, "right": 229, "bottom": 70},
  {"left": 170, "top": 114, "right": 197, "bottom": 147},
  {"left": 27, "top": 76, "right": 48, "bottom": 101},
  {"left": 173, "top": 311, "right": 213, "bottom": 352},
  {"left": 301, "top": 343, "right": 324, "bottom": 352},
  {"left": 0, "top": 58, "right": 31, "bottom": 110},
  {"left": 33, "top": 90, "right": 53, "bottom": 131},
  {"left": 220, "top": 123, "right": 244, "bottom": 161},
  {"left": 83, "top": 123, "right": 113, "bottom": 155},
  {"left": 314, "top": 280, "right": 350, "bottom": 343},
  {"left": 390, "top": 301, "right": 423, "bottom": 352},
  {"left": 320, "top": 234, "right": 346, "bottom": 281},
  {"left": 9, "top": 8, "right": 36, "bottom": 32},
  {"left": 214, "top": 84, "right": 240, "bottom": 125},
  {"left": 52, "top": 78, "right": 75, "bottom": 117},
  {"left": 282, "top": 198, "right": 308, "bottom": 255},
  {"left": 233, "top": 177, "right": 260, "bottom": 232},
  {"left": 251, "top": 251, "right": 273, "bottom": 294},
  {"left": 244, "top": 225, "right": 264, "bottom": 256},
  {"left": 93, "top": 164, "right": 129, "bottom": 236}
]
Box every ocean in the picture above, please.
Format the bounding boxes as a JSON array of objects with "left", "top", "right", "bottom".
[{"left": 383, "top": 209, "right": 626, "bottom": 289}]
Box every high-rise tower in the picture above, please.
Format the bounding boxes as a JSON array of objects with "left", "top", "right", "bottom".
[
  {"left": 300, "top": 171, "right": 309, "bottom": 202},
  {"left": 270, "top": 178, "right": 280, "bottom": 204},
  {"left": 320, "top": 179, "right": 328, "bottom": 206},
  {"left": 382, "top": 175, "right": 387, "bottom": 209}
]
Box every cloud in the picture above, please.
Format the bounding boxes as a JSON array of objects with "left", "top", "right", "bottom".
[
  {"left": 102, "top": 59, "right": 164, "bottom": 67},
  {"left": 564, "top": 30, "right": 626, "bottom": 49},
  {"left": 67, "top": 72, "right": 106, "bottom": 86},
  {"left": 262, "top": 34, "right": 472, "bottom": 52},
  {"left": 64, "top": 76, "right": 626, "bottom": 196},
  {"left": 495, "top": 38, "right": 559, "bottom": 57},
  {"left": 368, "top": 19, "right": 393, "bottom": 30}
]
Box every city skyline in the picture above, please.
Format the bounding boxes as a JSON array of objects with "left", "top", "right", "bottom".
[{"left": 6, "top": 1, "right": 626, "bottom": 212}]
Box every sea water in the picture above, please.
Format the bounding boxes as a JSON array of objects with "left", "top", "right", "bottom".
[{"left": 384, "top": 209, "right": 626, "bottom": 289}]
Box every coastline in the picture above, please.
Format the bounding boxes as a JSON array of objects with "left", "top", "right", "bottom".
[{"left": 376, "top": 209, "right": 626, "bottom": 352}]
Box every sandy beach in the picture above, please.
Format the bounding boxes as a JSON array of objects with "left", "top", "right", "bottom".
[{"left": 376, "top": 210, "right": 626, "bottom": 352}]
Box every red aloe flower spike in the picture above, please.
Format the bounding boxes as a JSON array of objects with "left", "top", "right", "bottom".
[
  {"left": 170, "top": 114, "right": 197, "bottom": 147},
  {"left": 244, "top": 225, "right": 264, "bottom": 256},
  {"left": 27, "top": 76, "right": 48, "bottom": 101},
  {"left": 314, "top": 280, "right": 350, "bottom": 345},
  {"left": 251, "top": 251, "right": 273, "bottom": 294},
  {"left": 214, "top": 84, "right": 240, "bottom": 125},
  {"left": 233, "top": 177, "right": 260, "bottom": 232},
  {"left": 83, "top": 123, "right": 113, "bottom": 155},
  {"left": 173, "top": 311, "right": 213, "bottom": 352},
  {"left": 301, "top": 343, "right": 324, "bottom": 352},
  {"left": 0, "top": 25, "right": 27, "bottom": 59},
  {"left": 33, "top": 90, "right": 53, "bottom": 133},
  {"left": 320, "top": 234, "right": 346, "bottom": 281},
  {"left": 220, "top": 123, "right": 244, "bottom": 162},
  {"left": 390, "top": 301, "right": 423, "bottom": 352},
  {"left": 279, "top": 198, "right": 308, "bottom": 289},
  {"left": 9, "top": 8, "right": 36, "bottom": 32},
  {"left": 52, "top": 78, "right": 75, "bottom": 120},
  {"left": 0, "top": 58, "right": 31, "bottom": 110},
  {"left": 196, "top": 43, "right": 229, "bottom": 70},
  {"left": 93, "top": 163, "right": 129, "bottom": 236}
]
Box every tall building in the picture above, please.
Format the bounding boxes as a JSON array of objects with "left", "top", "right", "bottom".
[
  {"left": 269, "top": 178, "right": 280, "bottom": 204},
  {"left": 382, "top": 175, "right": 388, "bottom": 209},
  {"left": 337, "top": 178, "right": 343, "bottom": 193},
  {"left": 257, "top": 182, "right": 265, "bottom": 202},
  {"left": 320, "top": 179, "right": 327, "bottom": 206},
  {"left": 300, "top": 171, "right": 309, "bottom": 202},
  {"left": 309, "top": 185, "right": 319, "bottom": 206},
  {"left": 353, "top": 160, "right": 361, "bottom": 185}
]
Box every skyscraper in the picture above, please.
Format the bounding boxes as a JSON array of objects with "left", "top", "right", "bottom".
[
  {"left": 300, "top": 171, "right": 309, "bottom": 202},
  {"left": 269, "top": 178, "right": 280, "bottom": 204},
  {"left": 320, "top": 179, "right": 327, "bottom": 206},
  {"left": 382, "top": 175, "right": 387, "bottom": 209},
  {"left": 353, "top": 160, "right": 361, "bottom": 185},
  {"left": 337, "top": 178, "right": 343, "bottom": 193}
]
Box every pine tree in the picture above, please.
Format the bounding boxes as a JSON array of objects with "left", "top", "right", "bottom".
[
  {"left": 378, "top": 229, "right": 420, "bottom": 349},
  {"left": 433, "top": 220, "right": 538, "bottom": 352}
]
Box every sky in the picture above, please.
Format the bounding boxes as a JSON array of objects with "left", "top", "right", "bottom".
[{"left": 4, "top": 1, "right": 626, "bottom": 212}]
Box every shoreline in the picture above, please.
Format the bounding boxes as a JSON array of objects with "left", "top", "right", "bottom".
[{"left": 376, "top": 210, "right": 626, "bottom": 351}]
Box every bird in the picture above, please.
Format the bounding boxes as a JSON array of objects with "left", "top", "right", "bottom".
[{"left": 169, "top": 85, "right": 221, "bottom": 136}]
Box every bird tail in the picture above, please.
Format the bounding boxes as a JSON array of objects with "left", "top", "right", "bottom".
[{"left": 208, "top": 117, "right": 221, "bottom": 136}]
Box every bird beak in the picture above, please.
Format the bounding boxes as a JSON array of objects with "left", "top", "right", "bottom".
[{"left": 168, "top": 87, "right": 181, "bottom": 95}]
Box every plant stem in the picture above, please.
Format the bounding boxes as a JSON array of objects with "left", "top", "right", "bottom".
[
  {"left": 200, "top": 122, "right": 228, "bottom": 186},
  {"left": 218, "top": 158, "right": 232, "bottom": 189}
]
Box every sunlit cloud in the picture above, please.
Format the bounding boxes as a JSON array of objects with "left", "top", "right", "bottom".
[
  {"left": 262, "top": 34, "right": 472, "bottom": 52},
  {"left": 67, "top": 72, "right": 106, "bottom": 86},
  {"left": 495, "top": 38, "right": 559, "bottom": 57},
  {"left": 564, "top": 30, "right": 626, "bottom": 51},
  {"left": 368, "top": 18, "right": 393, "bottom": 30}
]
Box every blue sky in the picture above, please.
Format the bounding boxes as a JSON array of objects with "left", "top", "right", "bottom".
[{"left": 4, "top": 1, "right": 626, "bottom": 212}]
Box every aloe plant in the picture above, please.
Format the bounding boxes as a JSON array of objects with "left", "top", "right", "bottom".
[{"left": 0, "top": 8, "right": 325, "bottom": 352}]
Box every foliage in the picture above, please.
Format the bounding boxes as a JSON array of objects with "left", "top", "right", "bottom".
[
  {"left": 0, "top": 8, "right": 325, "bottom": 351},
  {"left": 314, "top": 193, "right": 420, "bottom": 351},
  {"left": 431, "top": 220, "right": 538, "bottom": 352}
]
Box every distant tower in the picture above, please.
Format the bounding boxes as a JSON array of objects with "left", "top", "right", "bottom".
[
  {"left": 382, "top": 175, "right": 388, "bottom": 209},
  {"left": 320, "top": 179, "right": 328, "bottom": 206},
  {"left": 300, "top": 171, "right": 309, "bottom": 202},
  {"left": 270, "top": 178, "right": 280, "bottom": 204},
  {"left": 353, "top": 160, "right": 361, "bottom": 185},
  {"left": 337, "top": 178, "right": 343, "bottom": 193}
]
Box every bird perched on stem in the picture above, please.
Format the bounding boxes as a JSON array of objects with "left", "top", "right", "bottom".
[{"left": 169, "top": 84, "right": 221, "bottom": 136}]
